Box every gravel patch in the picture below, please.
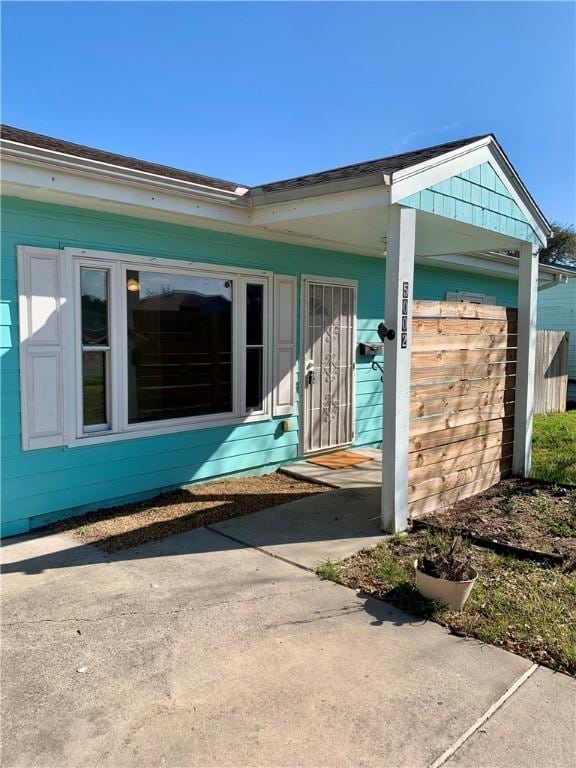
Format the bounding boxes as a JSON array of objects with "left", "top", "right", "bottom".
[{"left": 48, "top": 473, "right": 328, "bottom": 552}]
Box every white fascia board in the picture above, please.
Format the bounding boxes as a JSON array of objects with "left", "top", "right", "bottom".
[
  {"left": 248, "top": 184, "right": 391, "bottom": 227},
  {"left": 389, "top": 139, "right": 550, "bottom": 246},
  {"left": 2, "top": 140, "right": 245, "bottom": 201},
  {"left": 478, "top": 250, "right": 576, "bottom": 279},
  {"left": 248, "top": 172, "right": 387, "bottom": 206},
  {"left": 423, "top": 251, "right": 570, "bottom": 283},
  {"left": 2, "top": 157, "right": 249, "bottom": 227}
]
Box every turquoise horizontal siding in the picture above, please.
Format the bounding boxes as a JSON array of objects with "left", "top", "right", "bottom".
[
  {"left": 400, "top": 161, "right": 541, "bottom": 245},
  {"left": 1, "top": 196, "right": 519, "bottom": 535}
]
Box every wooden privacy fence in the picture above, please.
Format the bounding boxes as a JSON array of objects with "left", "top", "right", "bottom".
[
  {"left": 408, "top": 300, "right": 517, "bottom": 518},
  {"left": 534, "top": 331, "right": 569, "bottom": 414}
]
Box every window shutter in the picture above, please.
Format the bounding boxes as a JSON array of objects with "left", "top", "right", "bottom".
[
  {"left": 446, "top": 291, "right": 460, "bottom": 302},
  {"left": 18, "top": 247, "right": 65, "bottom": 450},
  {"left": 272, "top": 275, "right": 297, "bottom": 416}
]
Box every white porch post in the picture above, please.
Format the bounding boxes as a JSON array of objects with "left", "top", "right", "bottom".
[
  {"left": 381, "top": 205, "right": 416, "bottom": 532},
  {"left": 513, "top": 241, "right": 539, "bottom": 476}
]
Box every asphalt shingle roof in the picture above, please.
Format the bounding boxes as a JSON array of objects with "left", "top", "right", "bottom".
[
  {"left": 2, "top": 124, "right": 491, "bottom": 197},
  {"left": 0, "top": 124, "right": 242, "bottom": 193},
  {"left": 252, "top": 135, "right": 490, "bottom": 193}
]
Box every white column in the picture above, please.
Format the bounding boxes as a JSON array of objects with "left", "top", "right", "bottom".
[
  {"left": 513, "top": 241, "right": 539, "bottom": 476},
  {"left": 381, "top": 205, "right": 416, "bottom": 532}
]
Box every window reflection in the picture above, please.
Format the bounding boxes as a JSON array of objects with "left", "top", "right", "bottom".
[{"left": 126, "top": 270, "right": 233, "bottom": 423}]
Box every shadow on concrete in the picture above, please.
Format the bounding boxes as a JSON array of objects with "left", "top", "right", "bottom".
[{"left": 2, "top": 486, "right": 383, "bottom": 576}]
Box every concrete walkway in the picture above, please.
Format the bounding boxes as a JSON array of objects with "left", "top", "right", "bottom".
[
  {"left": 2, "top": 492, "right": 574, "bottom": 767},
  {"left": 281, "top": 446, "right": 382, "bottom": 490}
]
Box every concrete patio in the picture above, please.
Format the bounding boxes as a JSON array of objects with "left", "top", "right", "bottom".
[
  {"left": 2, "top": 490, "right": 575, "bottom": 768},
  {"left": 280, "top": 446, "right": 383, "bottom": 491}
]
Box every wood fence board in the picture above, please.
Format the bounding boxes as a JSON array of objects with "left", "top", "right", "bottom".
[
  {"left": 410, "top": 362, "right": 516, "bottom": 385},
  {"left": 409, "top": 418, "right": 514, "bottom": 453},
  {"left": 409, "top": 445, "right": 513, "bottom": 486},
  {"left": 410, "top": 389, "right": 515, "bottom": 418},
  {"left": 411, "top": 334, "right": 517, "bottom": 352},
  {"left": 409, "top": 470, "right": 510, "bottom": 519},
  {"left": 412, "top": 318, "right": 517, "bottom": 335},
  {"left": 409, "top": 403, "right": 515, "bottom": 436},
  {"left": 411, "top": 349, "right": 516, "bottom": 369},
  {"left": 413, "top": 300, "right": 518, "bottom": 321},
  {"left": 410, "top": 376, "right": 516, "bottom": 401},
  {"left": 409, "top": 458, "right": 513, "bottom": 502},
  {"left": 408, "top": 430, "right": 514, "bottom": 469}
]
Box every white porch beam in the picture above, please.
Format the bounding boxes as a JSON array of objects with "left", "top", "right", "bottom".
[
  {"left": 513, "top": 241, "right": 539, "bottom": 476},
  {"left": 381, "top": 205, "right": 416, "bottom": 532}
]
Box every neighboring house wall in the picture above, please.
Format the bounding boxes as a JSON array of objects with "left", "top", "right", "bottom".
[
  {"left": 0, "top": 196, "right": 519, "bottom": 536},
  {"left": 537, "top": 280, "right": 576, "bottom": 379}
]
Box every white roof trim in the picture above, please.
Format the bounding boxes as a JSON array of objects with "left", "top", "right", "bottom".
[
  {"left": 1, "top": 139, "right": 245, "bottom": 203},
  {"left": 423, "top": 250, "right": 575, "bottom": 281}
]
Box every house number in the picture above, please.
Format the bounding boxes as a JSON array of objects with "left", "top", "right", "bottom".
[{"left": 401, "top": 281, "right": 409, "bottom": 348}]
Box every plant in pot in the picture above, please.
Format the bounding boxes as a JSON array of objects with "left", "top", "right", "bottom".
[{"left": 415, "top": 535, "right": 477, "bottom": 611}]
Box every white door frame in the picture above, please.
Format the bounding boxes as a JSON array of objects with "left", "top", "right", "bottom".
[{"left": 299, "top": 274, "right": 358, "bottom": 456}]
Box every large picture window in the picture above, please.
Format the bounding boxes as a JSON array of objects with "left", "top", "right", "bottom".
[
  {"left": 73, "top": 254, "right": 270, "bottom": 441},
  {"left": 126, "top": 270, "right": 233, "bottom": 423}
]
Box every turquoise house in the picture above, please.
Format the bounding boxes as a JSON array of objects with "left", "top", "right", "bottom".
[{"left": 1, "top": 126, "right": 561, "bottom": 537}]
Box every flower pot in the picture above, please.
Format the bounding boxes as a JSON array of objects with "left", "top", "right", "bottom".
[{"left": 414, "top": 560, "right": 477, "bottom": 611}]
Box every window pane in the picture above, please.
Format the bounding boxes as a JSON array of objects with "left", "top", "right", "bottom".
[
  {"left": 81, "top": 269, "right": 108, "bottom": 346},
  {"left": 246, "top": 347, "right": 263, "bottom": 411},
  {"left": 126, "top": 270, "right": 233, "bottom": 423},
  {"left": 83, "top": 351, "right": 107, "bottom": 427},
  {"left": 246, "top": 283, "right": 263, "bottom": 345}
]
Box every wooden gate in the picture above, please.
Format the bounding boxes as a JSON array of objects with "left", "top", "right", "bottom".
[
  {"left": 408, "top": 300, "right": 517, "bottom": 518},
  {"left": 534, "top": 331, "right": 569, "bottom": 414}
]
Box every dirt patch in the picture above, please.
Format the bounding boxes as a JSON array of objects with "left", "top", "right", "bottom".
[
  {"left": 48, "top": 472, "right": 328, "bottom": 552},
  {"left": 420, "top": 478, "right": 576, "bottom": 565}
]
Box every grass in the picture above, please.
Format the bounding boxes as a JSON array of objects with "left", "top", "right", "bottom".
[
  {"left": 317, "top": 531, "right": 576, "bottom": 675},
  {"left": 531, "top": 411, "right": 576, "bottom": 485}
]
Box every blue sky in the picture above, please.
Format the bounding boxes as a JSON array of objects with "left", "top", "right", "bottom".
[{"left": 2, "top": 1, "right": 575, "bottom": 224}]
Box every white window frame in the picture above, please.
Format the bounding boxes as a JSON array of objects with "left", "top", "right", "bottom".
[
  {"left": 64, "top": 248, "right": 272, "bottom": 447},
  {"left": 75, "top": 259, "right": 120, "bottom": 437},
  {"left": 446, "top": 290, "right": 496, "bottom": 305}
]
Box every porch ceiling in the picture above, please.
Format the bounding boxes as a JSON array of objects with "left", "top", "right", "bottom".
[{"left": 255, "top": 205, "right": 524, "bottom": 259}]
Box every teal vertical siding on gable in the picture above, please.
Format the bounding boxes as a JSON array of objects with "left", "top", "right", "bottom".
[
  {"left": 400, "top": 162, "right": 541, "bottom": 245},
  {"left": 0, "top": 196, "right": 519, "bottom": 536}
]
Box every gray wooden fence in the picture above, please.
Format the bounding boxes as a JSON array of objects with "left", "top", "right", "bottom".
[{"left": 534, "top": 331, "right": 569, "bottom": 414}]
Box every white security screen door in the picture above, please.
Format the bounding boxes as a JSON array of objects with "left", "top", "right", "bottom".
[{"left": 302, "top": 279, "right": 356, "bottom": 454}]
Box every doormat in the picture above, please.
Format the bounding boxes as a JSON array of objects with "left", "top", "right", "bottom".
[{"left": 307, "top": 451, "right": 374, "bottom": 470}]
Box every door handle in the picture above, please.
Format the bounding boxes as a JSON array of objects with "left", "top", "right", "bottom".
[{"left": 306, "top": 368, "right": 316, "bottom": 385}]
